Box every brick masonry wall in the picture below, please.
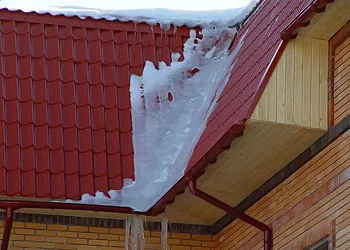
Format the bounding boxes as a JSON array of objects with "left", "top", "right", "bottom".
[
  {"left": 329, "top": 21, "right": 349, "bottom": 127},
  {"left": 0, "top": 222, "right": 214, "bottom": 250},
  {"left": 333, "top": 36, "right": 350, "bottom": 125},
  {"left": 213, "top": 129, "right": 350, "bottom": 249}
]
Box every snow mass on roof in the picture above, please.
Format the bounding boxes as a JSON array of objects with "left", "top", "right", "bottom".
[
  {"left": 0, "top": 0, "right": 259, "bottom": 211},
  {"left": 0, "top": 1, "right": 259, "bottom": 28}
]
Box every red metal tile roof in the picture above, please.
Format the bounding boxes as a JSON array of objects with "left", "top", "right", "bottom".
[
  {"left": 0, "top": 9, "right": 190, "bottom": 200},
  {"left": 0, "top": 0, "right": 334, "bottom": 212},
  {"left": 151, "top": 0, "right": 330, "bottom": 213},
  {"left": 188, "top": 0, "right": 324, "bottom": 168}
]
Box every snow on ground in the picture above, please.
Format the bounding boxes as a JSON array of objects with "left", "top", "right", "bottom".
[{"left": 0, "top": 1, "right": 258, "bottom": 28}]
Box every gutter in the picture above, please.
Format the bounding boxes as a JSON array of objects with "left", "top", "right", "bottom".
[
  {"left": 0, "top": 171, "right": 274, "bottom": 250},
  {"left": 188, "top": 177, "right": 272, "bottom": 250},
  {"left": 0, "top": 124, "right": 253, "bottom": 250},
  {"left": 0, "top": 200, "right": 151, "bottom": 250}
]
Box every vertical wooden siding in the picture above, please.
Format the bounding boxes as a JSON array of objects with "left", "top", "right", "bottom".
[
  {"left": 251, "top": 36, "right": 328, "bottom": 130},
  {"left": 333, "top": 36, "right": 350, "bottom": 125},
  {"left": 213, "top": 129, "right": 350, "bottom": 249}
]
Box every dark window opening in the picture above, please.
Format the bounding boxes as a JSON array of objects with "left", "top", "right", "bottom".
[{"left": 306, "top": 240, "right": 328, "bottom": 250}]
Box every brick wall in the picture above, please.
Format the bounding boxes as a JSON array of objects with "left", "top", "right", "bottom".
[
  {"left": 0, "top": 222, "right": 214, "bottom": 250},
  {"left": 333, "top": 36, "right": 350, "bottom": 125},
  {"left": 329, "top": 21, "right": 349, "bottom": 127},
  {"left": 213, "top": 128, "right": 349, "bottom": 249}
]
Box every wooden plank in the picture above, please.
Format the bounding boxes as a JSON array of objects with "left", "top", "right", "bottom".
[
  {"left": 218, "top": 133, "right": 348, "bottom": 246},
  {"left": 319, "top": 39, "right": 328, "bottom": 129},
  {"left": 259, "top": 82, "right": 269, "bottom": 121},
  {"left": 165, "top": 122, "right": 330, "bottom": 225},
  {"left": 217, "top": 136, "right": 349, "bottom": 248},
  {"left": 294, "top": 38, "right": 303, "bottom": 126},
  {"left": 268, "top": 70, "right": 277, "bottom": 122},
  {"left": 302, "top": 36, "right": 312, "bottom": 127},
  {"left": 277, "top": 50, "right": 286, "bottom": 123},
  {"left": 311, "top": 38, "right": 320, "bottom": 128},
  {"left": 251, "top": 103, "right": 260, "bottom": 120},
  {"left": 285, "top": 42, "right": 295, "bottom": 124},
  {"left": 297, "top": 0, "right": 350, "bottom": 40}
]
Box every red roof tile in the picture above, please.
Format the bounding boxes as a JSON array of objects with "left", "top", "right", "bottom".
[
  {"left": 152, "top": 0, "right": 331, "bottom": 213},
  {"left": 0, "top": 0, "right": 331, "bottom": 212},
  {"left": 188, "top": 0, "right": 312, "bottom": 169},
  {"left": 0, "top": 9, "right": 191, "bottom": 200}
]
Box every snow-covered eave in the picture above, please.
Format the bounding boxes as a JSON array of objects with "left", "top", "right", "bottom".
[
  {"left": 0, "top": 7, "right": 198, "bottom": 37},
  {"left": 0, "top": 1, "right": 260, "bottom": 29}
]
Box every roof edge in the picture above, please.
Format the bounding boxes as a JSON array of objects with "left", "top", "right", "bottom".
[
  {"left": 0, "top": 8, "right": 194, "bottom": 35},
  {"left": 0, "top": 116, "right": 347, "bottom": 236},
  {"left": 281, "top": 0, "right": 335, "bottom": 41}
]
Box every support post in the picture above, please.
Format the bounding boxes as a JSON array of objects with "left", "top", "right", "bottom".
[
  {"left": 1, "top": 207, "right": 14, "bottom": 250},
  {"left": 189, "top": 179, "right": 272, "bottom": 250}
]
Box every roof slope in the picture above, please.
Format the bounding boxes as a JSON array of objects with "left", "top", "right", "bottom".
[
  {"left": 187, "top": 0, "right": 314, "bottom": 168},
  {"left": 0, "top": 9, "right": 190, "bottom": 200},
  {"left": 151, "top": 0, "right": 328, "bottom": 213},
  {"left": 0, "top": 0, "right": 332, "bottom": 211}
]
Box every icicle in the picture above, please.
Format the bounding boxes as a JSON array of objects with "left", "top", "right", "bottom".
[
  {"left": 125, "top": 216, "right": 132, "bottom": 250},
  {"left": 130, "top": 216, "right": 138, "bottom": 250},
  {"left": 161, "top": 217, "right": 168, "bottom": 250},
  {"left": 139, "top": 218, "right": 145, "bottom": 250},
  {"left": 129, "top": 215, "right": 145, "bottom": 250}
]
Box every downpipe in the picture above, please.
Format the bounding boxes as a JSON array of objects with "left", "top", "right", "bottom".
[
  {"left": 1, "top": 207, "right": 14, "bottom": 250},
  {"left": 188, "top": 178, "right": 272, "bottom": 250}
]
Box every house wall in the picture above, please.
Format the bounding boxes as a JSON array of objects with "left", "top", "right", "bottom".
[
  {"left": 213, "top": 128, "right": 349, "bottom": 249},
  {"left": 251, "top": 35, "right": 328, "bottom": 130},
  {"left": 216, "top": 28, "right": 350, "bottom": 247},
  {"left": 3, "top": 123, "right": 348, "bottom": 250},
  {"left": 332, "top": 36, "right": 349, "bottom": 126},
  {"left": 0, "top": 221, "right": 214, "bottom": 250}
]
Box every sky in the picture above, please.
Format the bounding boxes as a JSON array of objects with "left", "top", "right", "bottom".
[{"left": 0, "top": 0, "right": 253, "bottom": 11}]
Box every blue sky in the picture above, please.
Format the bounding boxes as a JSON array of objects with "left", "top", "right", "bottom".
[{"left": 0, "top": 0, "right": 252, "bottom": 11}]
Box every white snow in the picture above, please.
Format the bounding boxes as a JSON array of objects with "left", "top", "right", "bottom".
[
  {"left": 68, "top": 24, "right": 248, "bottom": 211},
  {"left": 0, "top": 1, "right": 259, "bottom": 28},
  {"left": 126, "top": 27, "right": 247, "bottom": 211}
]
